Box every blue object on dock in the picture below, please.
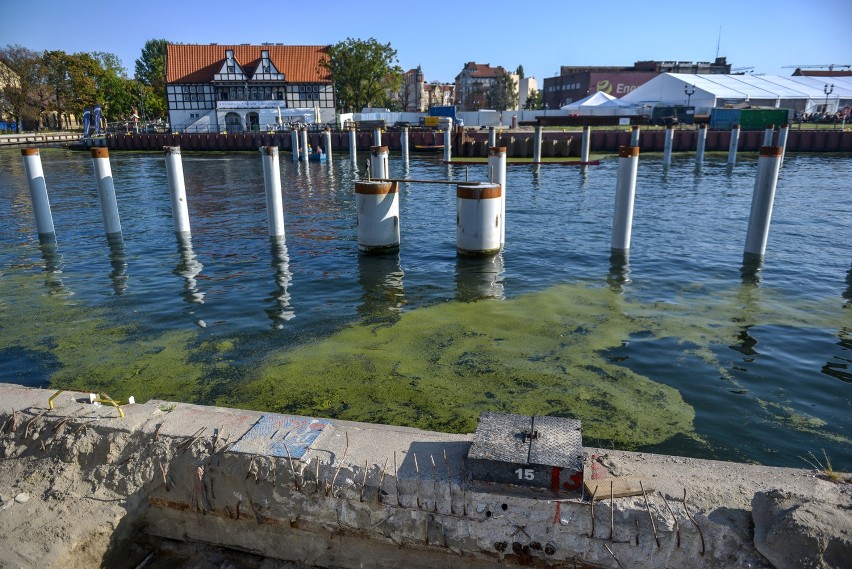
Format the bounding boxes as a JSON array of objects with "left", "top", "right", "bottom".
[{"left": 230, "top": 414, "right": 330, "bottom": 459}]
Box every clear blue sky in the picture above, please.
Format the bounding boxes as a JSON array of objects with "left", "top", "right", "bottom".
[{"left": 5, "top": 0, "right": 850, "bottom": 83}]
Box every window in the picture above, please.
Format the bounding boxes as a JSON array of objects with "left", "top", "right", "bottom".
[{"left": 227, "top": 65, "right": 235, "bottom": 73}]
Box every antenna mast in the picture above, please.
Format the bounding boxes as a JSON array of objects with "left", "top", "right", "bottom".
[{"left": 715, "top": 26, "right": 721, "bottom": 59}]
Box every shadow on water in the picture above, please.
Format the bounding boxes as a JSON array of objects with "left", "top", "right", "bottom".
[
  {"left": 265, "top": 236, "right": 294, "bottom": 328},
  {"left": 107, "top": 233, "right": 127, "bottom": 295},
  {"left": 357, "top": 252, "right": 405, "bottom": 325},
  {"left": 454, "top": 253, "right": 504, "bottom": 302},
  {"left": 173, "top": 232, "right": 205, "bottom": 305},
  {"left": 607, "top": 251, "right": 631, "bottom": 292},
  {"left": 821, "top": 264, "right": 852, "bottom": 383},
  {"left": 38, "top": 236, "right": 67, "bottom": 296}
]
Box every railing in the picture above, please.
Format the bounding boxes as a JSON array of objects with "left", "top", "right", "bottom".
[{"left": 0, "top": 132, "right": 81, "bottom": 146}]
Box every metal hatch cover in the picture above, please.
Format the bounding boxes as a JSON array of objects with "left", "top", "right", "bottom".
[
  {"left": 529, "top": 415, "right": 583, "bottom": 472},
  {"left": 467, "top": 412, "right": 583, "bottom": 490},
  {"left": 467, "top": 411, "right": 531, "bottom": 464}
]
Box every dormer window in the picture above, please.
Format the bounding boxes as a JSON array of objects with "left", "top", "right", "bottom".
[{"left": 227, "top": 65, "right": 235, "bottom": 73}]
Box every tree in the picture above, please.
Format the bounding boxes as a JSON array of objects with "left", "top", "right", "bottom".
[
  {"left": 92, "top": 52, "right": 136, "bottom": 121},
  {"left": 0, "top": 45, "right": 44, "bottom": 131},
  {"left": 515, "top": 65, "right": 524, "bottom": 80},
  {"left": 134, "top": 39, "right": 168, "bottom": 119},
  {"left": 318, "top": 37, "right": 403, "bottom": 113},
  {"left": 488, "top": 72, "right": 518, "bottom": 112},
  {"left": 524, "top": 89, "right": 543, "bottom": 110}
]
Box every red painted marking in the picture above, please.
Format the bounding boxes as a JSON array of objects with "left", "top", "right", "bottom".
[{"left": 551, "top": 467, "right": 561, "bottom": 492}]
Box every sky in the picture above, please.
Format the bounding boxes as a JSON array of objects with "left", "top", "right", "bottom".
[{"left": 4, "top": 0, "right": 850, "bottom": 84}]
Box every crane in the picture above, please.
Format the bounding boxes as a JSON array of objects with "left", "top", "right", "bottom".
[{"left": 781, "top": 64, "right": 851, "bottom": 71}]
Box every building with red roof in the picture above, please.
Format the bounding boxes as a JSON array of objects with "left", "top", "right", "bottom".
[{"left": 166, "top": 43, "right": 335, "bottom": 132}]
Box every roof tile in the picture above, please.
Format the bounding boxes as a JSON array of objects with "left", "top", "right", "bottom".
[{"left": 166, "top": 44, "right": 331, "bottom": 83}]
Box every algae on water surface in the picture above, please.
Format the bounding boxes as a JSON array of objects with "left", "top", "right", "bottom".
[{"left": 221, "top": 284, "right": 697, "bottom": 447}]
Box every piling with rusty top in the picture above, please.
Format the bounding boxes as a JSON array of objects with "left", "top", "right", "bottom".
[
  {"left": 355, "top": 181, "right": 400, "bottom": 253},
  {"left": 370, "top": 146, "right": 389, "bottom": 180},
  {"left": 20, "top": 148, "right": 55, "bottom": 238},
  {"left": 164, "top": 146, "right": 191, "bottom": 234},
  {"left": 457, "top": 183, "right": 502, "bottom": 256},
  {"left": 90, "top": 147, "right": 122, "bottom": 236},
  {"left": 488, "top": 147, "right": 507, "bottom": 246},
  {"left": 743, "top": 146, "right": 783, "bottom": 263},
  {"left": 611, "top": 146, "right": 640, "bottom": 254},
  {"left": 261, "top": 146, "right": 286, "bottom": 238}
]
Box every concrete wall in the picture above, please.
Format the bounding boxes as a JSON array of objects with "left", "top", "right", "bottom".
[{"left": 1, "top": 384, "right": 848, "bottom": 568}]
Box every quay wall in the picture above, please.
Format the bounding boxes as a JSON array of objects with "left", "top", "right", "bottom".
[
  {"left": 100, "top": 129, "right": 852, "bottom": 157},
  {"left": 1, "top": 384, "right": 848, "bottom": 568}
]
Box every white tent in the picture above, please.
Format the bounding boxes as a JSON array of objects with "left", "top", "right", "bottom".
[
  {"left": 560, "top": 91, "right": 636, "bottom": 115},
  {"left": 621, "top": 73, "right": 846, "bottom": 113},
  {"left": 560, "top": 91, "right": 619, "bottom": 110}
]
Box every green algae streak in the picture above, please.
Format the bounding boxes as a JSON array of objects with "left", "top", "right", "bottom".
[
  {"left": 0, "top": 269, "right": 208, "bottom": 403},
  {"left": 220, "top": 284, "right": 696, "bottom": 447}
]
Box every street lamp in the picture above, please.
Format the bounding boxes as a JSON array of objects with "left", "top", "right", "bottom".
[
  {"left": 684, "top": 84, "right": 695, "bottom": 107},
  {"left": 824, "top": 83, "right": 834, "bottom": 113}
]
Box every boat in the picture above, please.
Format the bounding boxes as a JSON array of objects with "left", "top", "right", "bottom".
[{"left": 307, "top": 151, "right": 327, "bottom": 162}]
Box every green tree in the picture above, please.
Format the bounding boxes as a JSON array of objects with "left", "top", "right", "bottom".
[
  {"left": 0, "top": 45, "right": 44, "bottom": 131},
  {"left": 515, "top": 65, "right": 524, "bottom": 79},
  {"left": 134, "top": 39, "right": 168, "bottom": 119},
  {"left": 91, "top": 52, "right": 136, "bottom": 122},
  {"left": 524, "top": 89, "right": 543, "bottom": 110},
  {"left": 488, "top": 72, "right": 518, "bottom": 112},
  {"left": 318, "top": 37, "right": 403, "bottom": 113}
]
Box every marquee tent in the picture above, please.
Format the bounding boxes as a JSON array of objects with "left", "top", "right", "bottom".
[
  {"left": 621, "top": 73, "right": 848, "bottom": 113},
  {"left": 560, "top": 90, "right": 634, "bottom": 115}
]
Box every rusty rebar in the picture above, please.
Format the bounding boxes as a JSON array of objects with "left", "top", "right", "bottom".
[
  {"left": 377, "top": 457, "right": 389, "bottom": 504},
  {"left": 588, "top": 485, "right": 598, "bottom": 538},
  {"left": 660, "top": 491, "right": 681, "bottom": 548},
  {"left": 683, "top": 488, "right": 705, "bottom": 556},
  {"left": 640, "top": 480, "right": 660, "bottom": 548}
]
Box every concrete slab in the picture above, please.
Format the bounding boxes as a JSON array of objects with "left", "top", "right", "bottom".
[
  {"left": 139, "top": 400, "right": 263, "bottom": 445},
  {"left": 229, "top": 414, "right": 330, "bottom": 459}
]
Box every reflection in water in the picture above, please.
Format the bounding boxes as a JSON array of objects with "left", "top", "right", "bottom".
[
  {"left": 455, "top": 253, "right": 505, "bottom": 302},
  {"left": 106, "top": 233, "right": 128, "bottom": 295},
  {"left": 740, "top": 253, "right": 764, "bottom": 285},
  {"left": 173, "top": 233, "right": 205, "bottom": 305},
  {"left": 579, "top": 166, "right": 589, "bottom": 190},
  {"left": 38, "top": 237, "right": 67, "bottom": 296},
  {"left": 607, "top": 251, "right": 631, "bottom": 292},
  {"left": 357, "top": 253, "right": 405, "bottom": 324},
  {"left": 266, "top": 236, "right": 294, "bottom": 327},
  {"left": 822, "top": 265, "right": 852, "bottom": 382},
  {"left": 729, "top": 283, "right": 761, "bottom": 362}
]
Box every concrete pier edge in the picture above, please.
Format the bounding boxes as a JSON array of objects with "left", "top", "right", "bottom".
[{"left": 0, "top": 384, "right": 848, "bottom": 568}]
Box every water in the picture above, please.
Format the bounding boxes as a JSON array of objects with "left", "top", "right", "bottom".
[{"left": 1, "top": 147, "right": 849, "bottom": 470}]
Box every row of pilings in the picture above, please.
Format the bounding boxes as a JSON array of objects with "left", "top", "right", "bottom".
[{"left": 101, "top": 127, "right": 852, "bottom": 156}]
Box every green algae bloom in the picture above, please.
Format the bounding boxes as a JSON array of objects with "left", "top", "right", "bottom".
[{"left": 220, "top": 284, "right": 696, "bottom": 447}]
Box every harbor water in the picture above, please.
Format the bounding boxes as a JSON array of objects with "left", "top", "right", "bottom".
[{"left": 0, "top": 147, "right": 849, "bottom": 470}]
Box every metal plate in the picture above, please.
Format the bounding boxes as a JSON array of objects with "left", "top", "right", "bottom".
[
  {"left": 229, "top": 414, "right": 330, "bottom": 459},
  {"left": 467, "top": 411, "right": 531, "bottom": 464},
  {"left": 529, "top": 415, "right": 583, "bottom": 471}
]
